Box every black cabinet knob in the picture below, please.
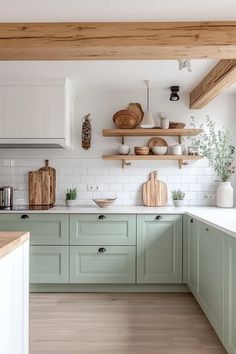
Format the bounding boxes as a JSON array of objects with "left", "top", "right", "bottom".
[
  {"left": 21, "top": 214, "right": 29, "bottom": 219},
  {"left": 98, "top": 215, "right": 106, "bottom": 220},
  {"left": 155, "top": 215, "right": 163, "bottom": 221},
  {"left": 190, "top": 219, "right": 194, "bottom": 223},
  {"left": 98, "top": 247, "right": 106, "bottom": 253},
  {"left": 205, "top": 227, "right": 209, "bottom": 231}
]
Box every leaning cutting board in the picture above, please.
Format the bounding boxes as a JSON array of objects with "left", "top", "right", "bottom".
[
  {"left": 143, "top": 171, "right": 168, "bottom": 207},
  {"left": 29, "top": 170, "right": 51, "bottom": 206},
  {"left": 39, "top": 160, "right": 56, "bottom": 205}
]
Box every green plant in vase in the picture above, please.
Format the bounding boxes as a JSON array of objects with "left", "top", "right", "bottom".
[
  {"left": 171, "top": 189, "right": 185, "bottom": 207},
  {"left": 190, "top": 116, "right": 235, "bottom": 207},
  {"left": 65, "top": 188, "right": 78, "bottom": 207}
]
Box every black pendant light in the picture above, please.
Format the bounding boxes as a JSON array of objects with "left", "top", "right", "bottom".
[{"left": 170, "top": 86, "right": 180, "bottom": 101}]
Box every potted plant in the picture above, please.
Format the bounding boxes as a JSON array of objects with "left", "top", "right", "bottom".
[
  {"left": 190, "top": 116, "right": 235, "bottom": 208},
  {"left": 65, "top": 188, "right": 78, "bottom": 207},
  {"left": 171, "top": 189, "right": 185, "bottom": 207}
]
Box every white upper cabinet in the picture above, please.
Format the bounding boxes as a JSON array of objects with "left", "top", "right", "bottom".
[{"left": 0, "top": 79, "right": 73, "bottom": 148}]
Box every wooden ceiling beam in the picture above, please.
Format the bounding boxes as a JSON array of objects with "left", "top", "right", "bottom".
[
  {"left": 1, "top": 22, "right": 236, "bottom": 60},
  {"left": 190, "top": 59, "right": 236, "bottom": 109}
]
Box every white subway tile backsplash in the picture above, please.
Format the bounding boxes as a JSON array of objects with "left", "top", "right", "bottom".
[{"left": 0, "top": 155, "right": 218, "bottom": 206}]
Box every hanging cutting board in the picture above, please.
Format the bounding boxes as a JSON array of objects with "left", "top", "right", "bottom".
[
  {"left": 39, "top": 160, "right": 56, "bottom": 205},
  {"left": 143, "top": 171, "right": 168, "bottom": 207},
  {"left": 29, "top": 170, "right": 51, "bottom": 206}
]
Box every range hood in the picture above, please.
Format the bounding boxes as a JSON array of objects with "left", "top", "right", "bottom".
[{"left": 0, "top": 79, "right": 73, "bottom": 149}]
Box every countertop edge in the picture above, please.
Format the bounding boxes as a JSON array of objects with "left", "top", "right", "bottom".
[{"left": 0, "top": 232, "right": 30, "bottom": 259}]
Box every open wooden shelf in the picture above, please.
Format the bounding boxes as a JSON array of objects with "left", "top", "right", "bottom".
[
  {"left": 102, "top": 128, "right": 203, "bottom": 169},
  {"left": 103, "top": 154, "right": 203, "bottom": 169},
  {"left": 103, "top": 128, "right": 202, "bottom": 137}
]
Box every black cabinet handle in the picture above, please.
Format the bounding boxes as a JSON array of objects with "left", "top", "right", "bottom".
[
  {"left": 155, "top": 215, "right": 163, "bottom": 221},
  {"left": 21, "top": 214, "right": 29, "bottom": 219},
  {"left": 190, "top": 219, "right": 194, "bottom": 223},
  {"left": 98, "top": 247, "right": 106, "bottom": 253},
  {"left": 205, "top": 227, "right": 209, "bottom": 231},
  {"left": 98, "top": 215, "right": 106, "bottom": 220}
]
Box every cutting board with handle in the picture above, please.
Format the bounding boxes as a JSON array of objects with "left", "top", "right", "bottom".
[
  {"left": 143, "top": 171, "right": 168, "bottom": 207},
  {"left": 39, "top": 160, "right": 56, "bottom": 205},
  {"left": 29, "top": 170, "right": 51, "bottom": 206}
]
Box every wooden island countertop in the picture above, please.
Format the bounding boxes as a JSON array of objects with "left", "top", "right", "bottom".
[{"left": 0, "top": 232, "right": 30, "bottom": 259}]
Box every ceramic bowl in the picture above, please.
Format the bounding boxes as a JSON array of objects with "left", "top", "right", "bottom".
[{"left": 152, "top": 146, "right": 168, "bottom": 155}]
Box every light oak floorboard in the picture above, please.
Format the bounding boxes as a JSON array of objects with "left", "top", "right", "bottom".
[{"left": 30, "top": 293, "right": 226, "bottom": 354}]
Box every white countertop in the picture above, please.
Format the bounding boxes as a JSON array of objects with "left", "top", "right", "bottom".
[{"left": 1, "top": 205, "right": 236, "bottom": 238}]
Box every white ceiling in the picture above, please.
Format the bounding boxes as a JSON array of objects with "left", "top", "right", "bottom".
[
  {"left": 0, "top": 60, "right": 218, "bottom": 93},
  {"left": 0, "top": 0, "right": 236, "bottom": 21}
]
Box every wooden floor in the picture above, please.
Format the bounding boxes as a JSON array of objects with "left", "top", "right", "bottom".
[{"left": 30, "top": 293, "right": 227, "bottom": 354}]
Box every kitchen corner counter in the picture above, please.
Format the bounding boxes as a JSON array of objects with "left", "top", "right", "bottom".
[{"left": 0, "top": 232, "right": 30, "bottom": 259}]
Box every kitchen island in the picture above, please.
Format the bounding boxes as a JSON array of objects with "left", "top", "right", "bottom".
[{"left": 0, "top": 232, "right": 30, "bottom": 354}]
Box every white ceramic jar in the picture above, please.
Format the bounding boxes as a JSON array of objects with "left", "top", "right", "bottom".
[
  {"left": 216, "top": 181, "right": 234, "bottom": 208},
  {"left": 172, "top": 144, "right": 182, "bottom": 155},
  {"left": 118, "top": 144, "right": 130, "bottom": 155}
]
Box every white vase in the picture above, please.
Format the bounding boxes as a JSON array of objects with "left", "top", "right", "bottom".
[
  {"left": 173, "top": 200, "right": 185, "bottom": 207},
  {"left": 216, "top": 181, "right": 234, "bottom": 208},
  {"left": 65, "top": 200, "right": 77, "bottom": 207}
]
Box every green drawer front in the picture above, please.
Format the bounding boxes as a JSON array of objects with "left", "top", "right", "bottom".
[
  {"left": 70, "top": 214, "right": 136, "bottom": 246},
  {"left": 70, "top": 245, "right": 136, "bottom": 284},
  {"left": 30, "top": 246, "right": 69, "bottom": 283},
  {"left": 0, "top": 214, "right": 69, "bottom": 245}
]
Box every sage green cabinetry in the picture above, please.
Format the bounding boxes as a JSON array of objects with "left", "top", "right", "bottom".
[
  {"left": 70, "top": 214, "right": 136, "bottom": 245},
  {"left": 0, "top": 214, "right": 69, "bottom": 245},
  {"left": 224, "top": 235, "right": 236, "bottom": 354},
  {"left": 30, "top": 246, "right": 69, "bottom": 283},
  {"left": 186, "top": 217, "right": 224, "bottom": 344},
  {"left": 69, "top": 214, "right": 136, "bottom": 283},
  {"left": 0, "top": 214, "right": 69, "bottom": 283},
  {"left": 70, "top": 245, "right": 135, "bottom": 283},
  {"left": 197, "top": 221, "right": 224, "bottom": 342},
  {"left": 137, "top": 214, "right": 183, "bottom": 284},
  {"left": 186, "top": 216, "right": 198, "bottom": 294}
]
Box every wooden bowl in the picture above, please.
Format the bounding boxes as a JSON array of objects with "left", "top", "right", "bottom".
[
  {"left": 92, "top": 198, "right": 117, "bottom": 208},
  {"left": 134, "top": 146, "right": 150, "bottom": 155},
  {"left": 113, "top": 109, "right": 138, "bottom": 129},
  {"left": 127, "top": 103, "right": 144, "bottom": 125},
  {"left": 148, "top": 137, "right": 168, "bottom": 148},
  {"left": 169, "top": 122, "right": 186, "bottom": 129}
]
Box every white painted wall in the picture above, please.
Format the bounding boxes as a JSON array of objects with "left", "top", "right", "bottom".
[{"left": 0, "top": 88, "right": 235, "bottom": 206}]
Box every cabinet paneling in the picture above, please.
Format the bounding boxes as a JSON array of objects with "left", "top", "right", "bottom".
[
  {"left": 70, "top": 245, "right": 136, "bottom": 284},
  {"left": 70, "top": 214, "right": 136, "bottom": 246},
  {"left": 137, "top": 215, "right": 182, "bottom": 284}
]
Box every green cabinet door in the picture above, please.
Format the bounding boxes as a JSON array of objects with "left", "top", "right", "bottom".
[
  {"left": 70, "top": 214, "right": 136, "bottom": 246},
  {"left": 30, "top": 246, "right": 69, "bottom": 283},
  {"left": 224, "top": 235, "right": 236, "bottom": 354},
  {"left": 0, "top": 214, "right": 69, "bottom": 245},
  {"left": 70, "top": 245, "right": 136, "bottom": 284},
  {"left": 186, "top": 216, "right": 198, "bottom": 294},
  {"left": 137, "top": 215, "right": 183, "bottom": 284},
  {"left": 196, "top": 221, "right": 224, "bottom": 342}
]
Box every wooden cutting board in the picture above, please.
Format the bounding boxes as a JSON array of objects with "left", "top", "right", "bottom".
[
  {"left": 39, "top": 160, "right": 56, "bottom": 205},
  {"left": 29, "top": 170, "right": 51, "bottom": 206},
  {"left": 143, "top": 171, "right": 168, "bottom": 207}
]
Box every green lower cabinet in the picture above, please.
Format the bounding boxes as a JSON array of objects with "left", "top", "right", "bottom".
[
  {"left": 30, "top": 246, "right": 69, "bottom": 283},
  {"left": 186, "top": 216, "right": 198, "bottom": 294},
  {"left": 137, "top": 215, "right": 183, "bottom": 284},
  {"left": 196, "top": 222, "right": 224, "bottom": 342},
  {"left": 0, "top": 214, "right": 69, "bottom": 245},
  {"left": 224, "top": 235, "right": 236, "bottom": 354},
  {"left": 70, "top": 214, "right": 136, "bottom": 246},
  {"left": 70, "top": 246, "right": 136, "bottom": 284}
]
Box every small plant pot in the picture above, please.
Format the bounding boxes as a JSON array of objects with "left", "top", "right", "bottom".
[
  {"left": 173, "top": 200, "right": 185, "bottom": 207},
  {"left": 65, "top": 199, "right": 77, "bottom": 207}
]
